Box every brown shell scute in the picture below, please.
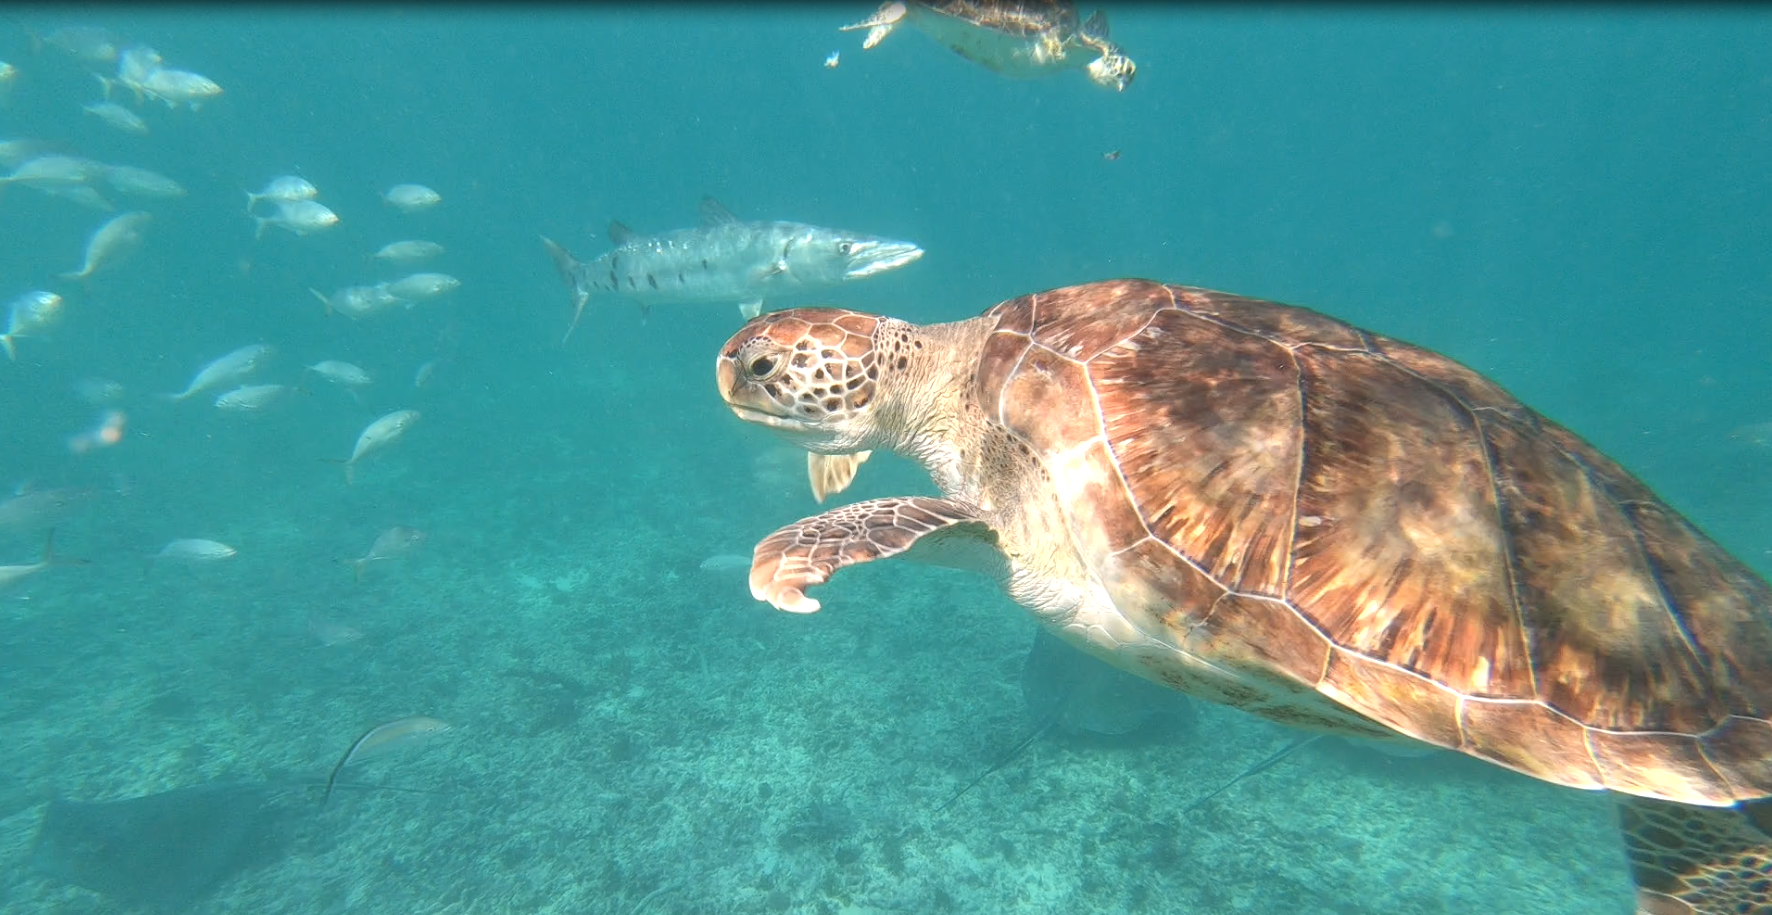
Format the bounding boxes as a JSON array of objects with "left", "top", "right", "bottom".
[
  {"left": 1289, "top": 346, "right": 1530, "bottom": 700},
  {"left": 987, "top": 278, "right": 1772, "bottom": 803},
  {"left": 1092, "top": 306, "right": 1302, "bottom": 597}
]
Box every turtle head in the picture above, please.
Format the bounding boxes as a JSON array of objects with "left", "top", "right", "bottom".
[
  {"left": 717, "top": 308, "right": 896, "bottom": 453},
  {"left": 1087, "top": 51, "right": 1135, "bottom": 91}
]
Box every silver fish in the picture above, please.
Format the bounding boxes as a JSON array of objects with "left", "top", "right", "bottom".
[
  {"left": 310, "top": 284, "right": 403, "bottom": 320},
  {"left": 540, "top": 196, "right": 923, "bottom": 341},
  {"left": 0, "top": 139, "right": 51, "bottom": 170},
  {"left": 61, "top": 211, "right": 150, "bottom": 280},
  {"left": 323, "top": 715, "right": 451, "bottom": 804},
  {"left": 245, "top": 175, "right": 317, "bottom": 211},
  {"left": 254, "top": 198, "right": 337, "bottom": 238},
  {"left": 154, "top": 538, "right": 237, "bottom": 563},
  {"left": 0, "top": 530, "right": 65, "bottom": 590},
  {"left": 346, "top": 525, "right": 426, "bottom": 580},
  {"left": 382, "top": 183, "right": 440, "bottom": 213},
  {"left": 0, "top": 488, "right": 93, "bottom": 534},
  {"left": 373, "top": 239, "right": 444, "bottom": 263},
  {"left": 339, "top": 409, "right": 420, "bottom": 484},
  {"left": 103, "top": 165, "right": 184, "bottom": 198},
  {"left": 139, "top": 68, "right": 222, "bottom": 110},
  {"left": 0, "top": 153, "right": 106, "bottom": 190},
  {"left": 39, "top": 183, "right": 114, "bottom": 212},
  {"left": 37, "top": 26, "right": 119, "bottom": 64},
  {"left": 165, "top": 343, "right": 274, "bottom": 401},
  {"left": 2, "top": 291, "right": 64, "bottom": 361},
  {"left": 305, "top": 360, "right": 373, "bottom": 388},
  {"left": 213, "top": 383, "right": 290, "bottom": 412},
  {"left": 382, "top": 272, "right": 459, "bottom": 301},
  {"left": 83, "top": 101, "right": 149, "bottom": 135}
]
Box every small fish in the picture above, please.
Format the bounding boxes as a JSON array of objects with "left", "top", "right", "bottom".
[
  {"left": 413, "top": 359, "right": 442, "bottom": 389},
  {"left": 103, "top": 165, "right": 184, "bottom": 198},
  {"left": 214, "top": 383, "right": 290, "bottom": 412},
  {"left": 305, "top": 360, "right": 372, "bottom": 388},
  {"left": 336, "top": 409, "right": 420, "bottom": 484},
  {"left": 0, "top": 488, "right": 94, "bottom": 534},
  {"left": 38, "top": 26, "right": 119, "bottom": 64},
  {"left": 110, "top": 45, "right": 163, "bottom": 100},
  {"left": 382, "top": 183, "right": 440, "bottom": 213},
  {"left": 140, "top": 68, "right": 222, "bottom": 110},
  {"left": 824, "top": 51, "right": 841, "bottom": 69},
  {"left": 154, "top": 538, "right": 237, "bottom": 563},
  {"left": 698, "top": 553, "right": 752, "bottom": 573},
  {"left": 0, "top": 61, "right": 17, "bottom": 101},
  {"left": 1730, "top": 422, "right": 1772, "bottom": 449},
  {"left": 41, "top": 184, "right": 114, "bottom": 212},
  {"left": 1102, "top": 149, "right": 1122, "bottom": 161},
  {"left": 2, "top": 290, "right": 64, "bottom": 360},
  {"left": 254, "top": 199, "right": 337, "bottom": 238},
  {"left": 310, "top": 284, "right": 404, "bottom": 320},
  {"left": 0, "top": 530, "right": 75, "bottom": 590},
  {"left": 73, "top": 376, "right": 125, "bottom": 404},
  {"left": 0, "top": 153, "right": 106, "bottom": 190},
  {"left": 83, "top": 101, "right": 149, "bottom": 135},
  {"left": 307, "top": 612, "right": 364, "bottom": 647},
  {"left": 346, "top": 525, "right": 426, "bottom": 580},
  {"left": 323, "top": 715, "right": 452, "bottom": 805},
  {"left": 0, "top": 138, "right": 51, "bottom": 170},
  {"left": 61, "top": 211, "right": 150, "bottom": 280},
  {"left": 382, "top": 272, "right": 459, "bottom": 301},
  {"left": 373, "top": 239, "right": 444, "bottom": 263},
  {"left": 245, "top": 175, "right": 317, "bottom": 211},
  {"left": 164, "top": 343, "right": 274, "bottom": 402}
]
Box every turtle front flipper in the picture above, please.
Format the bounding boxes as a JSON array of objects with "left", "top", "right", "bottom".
[
  {"left": 750, "top": 496, "right": 1000, "bottom": 613},
  {"left": 807, "top": 450, "right": 871, "bottom": 503},
  {"left": 839, "top": 2, "right": 907, "bottom": 50},
  {"left": 1618, "top": 796, "right": 1772, "bottom": 914}
]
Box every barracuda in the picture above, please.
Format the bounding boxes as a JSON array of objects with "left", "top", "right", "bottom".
[{"left": 541, "top": 196, "right": 924, "bottom": 342}]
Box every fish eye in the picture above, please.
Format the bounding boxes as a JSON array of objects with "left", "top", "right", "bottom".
[
  {"left": 837, "top": 241, "right": 853, "bottom": 255},
  {"left": 748, "top": 356, "right": 778, "bottom": 378}
]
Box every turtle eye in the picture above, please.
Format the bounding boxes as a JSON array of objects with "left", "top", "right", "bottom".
[
  {"left": 748, "top": 356, "right": 778, "bottom": 378},
  {"left": 837, "top": 241, "right": 853, "bottom": 256}
]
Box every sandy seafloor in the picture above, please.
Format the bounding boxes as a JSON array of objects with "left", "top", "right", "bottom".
[{"left": 0, "top": 417, "right": 1632, "bottom": 915}]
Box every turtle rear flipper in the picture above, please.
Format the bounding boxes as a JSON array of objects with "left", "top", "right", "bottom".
[
  {"left": 841, "top": 2, "right": 908, "bottom": 50},
  {"left": 750, "top": 496, "right": 1002, "bottom": 613},
  {"left": 1618, "top": 795, "right": 1772, "bottom": 914}
]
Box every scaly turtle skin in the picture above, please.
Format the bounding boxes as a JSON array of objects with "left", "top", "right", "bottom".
[
  {"left": 715, "top": 279, "right": 1772, "bottom": 915},
  {"left": 842, "top": 1, "right": 1136, "bottom": 91}
]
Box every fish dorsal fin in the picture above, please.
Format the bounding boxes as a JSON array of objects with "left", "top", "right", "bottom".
[
  {"left": 607, "top": 220, "right": 637, "bottom": 245},
  {"left": 699, "top": 196, "right": 738, "bottom": 226},
  {"left": 1081, "top": 10, "right": 1109, "bottom": 40}
]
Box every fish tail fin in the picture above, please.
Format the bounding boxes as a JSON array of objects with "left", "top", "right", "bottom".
[
  {"left": 56, "top": 267, "right": 86, "bottom": 281},
  {"left": 560, "top": 290, "right": 590, "bottom": 344},
  {"left": 0, "top": 334, "right": 14, "bottom": 362},
  {"left": 243, "top": 189, "right": 259, "bottom": 213},
  {"left": 308, "top": 287, "right": 332, "bottom": 316},
  {"left": 539, "top": 235, "right": 579, "bottom": 282},
  {"left": 252, "top": 215, "right": 269, "bottom": 240}
]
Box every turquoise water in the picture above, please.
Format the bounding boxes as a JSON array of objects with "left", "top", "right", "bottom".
[{"left": 1, "top": 7, "right": 1769, "bottom": 914}]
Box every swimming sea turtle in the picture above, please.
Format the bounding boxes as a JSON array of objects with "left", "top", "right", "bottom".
[
  {"left": 716, "top": 279, "right": 1772, "bottom": 914},
  {"left": 842, "top": 1, "right": 1136, "bottom": 92}
]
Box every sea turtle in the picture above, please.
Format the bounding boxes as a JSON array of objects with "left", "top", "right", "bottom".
[
  {"left": 841, "top": 1, "right": 1136, "bottom": 92},
  {"left": 715, "top": 279, "right": 1772, "bottom": 914}
]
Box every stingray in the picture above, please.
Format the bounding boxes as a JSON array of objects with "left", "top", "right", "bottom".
[
  {"left": 29, "top": 780, "right": 302, "bottom": 909},
  {"left": 1020, "top": 627, "right": 1191, "bottom": 737}
]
